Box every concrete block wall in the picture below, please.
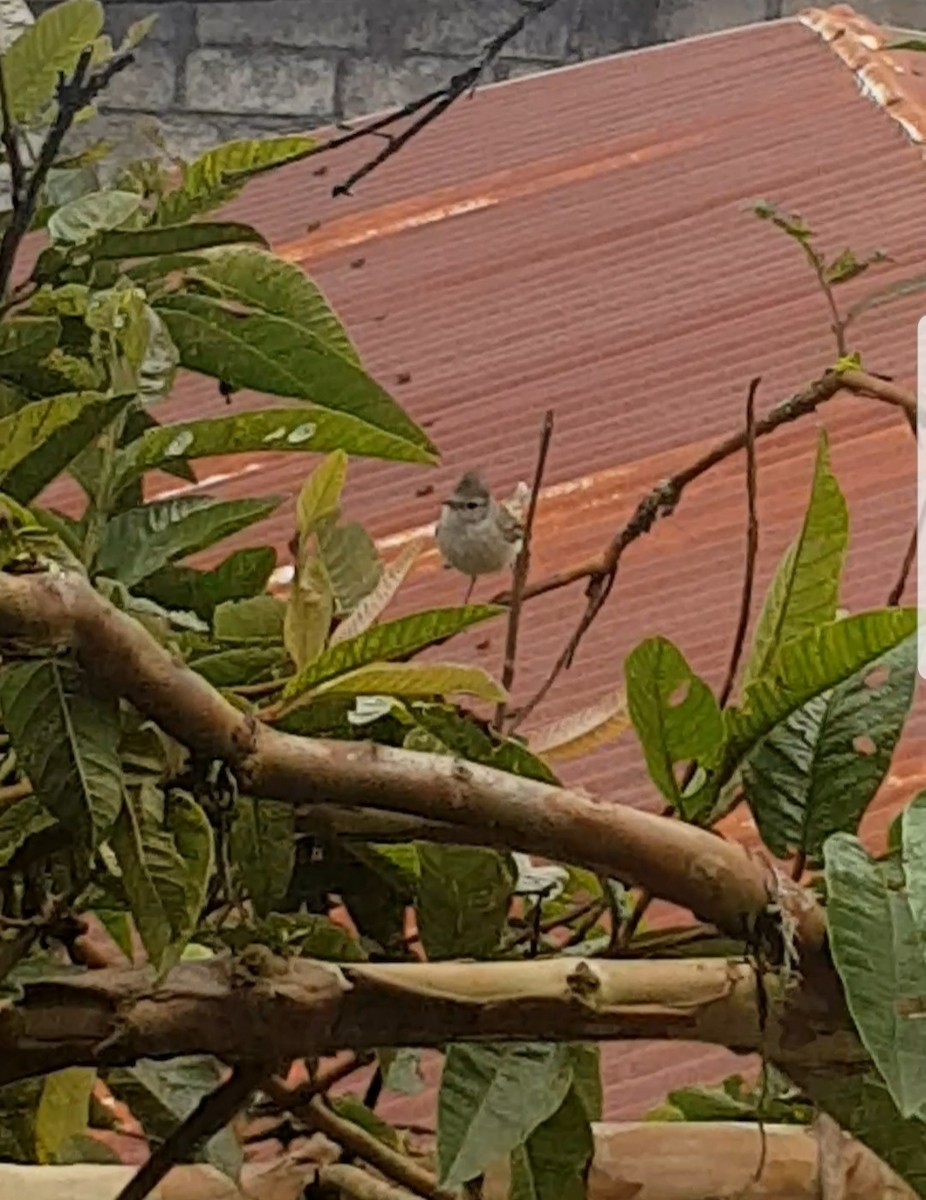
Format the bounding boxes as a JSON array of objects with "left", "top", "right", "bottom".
[{"left": 24, "top": 0, "right": 926, "bottom": 160}]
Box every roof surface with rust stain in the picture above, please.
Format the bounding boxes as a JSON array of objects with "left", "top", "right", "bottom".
[{"left": 39, "top": 7, "right": 926, "bottom": 1118}]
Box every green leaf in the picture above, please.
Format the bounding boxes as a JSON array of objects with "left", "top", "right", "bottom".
[
  {"left": 437, "top": 1044, "right": 575, "bottom": 1189},
  {"left": 47, "top": 190, "right": 143, "bottom": 245},
  {"left": 154, "top": 293, "right": 435, "bottom": 456},
  {"left": 295, "top": 450, "right": 347, "bottom": 535},
  {"left": 116, "top": 408, "right": 431, "bottom": 493},
  {"left": 742, "top": 432, "right": 847, "bottom": 690},
  {"left": 282, "top": 606, "right": 503, "bottom": 703},
  {"left": 510, "top": 1086, "right": 594, "bottom": 1200},
  {"left": 284, "top": 554, "right": 334, "bottom": 670},
  {"left": 35, "top": 1069, "right": 96, "bottom": 1164},
  {"left": 743, "top": 635, "right": 916, "bottom": 861},
  {"left": 110, "top": 789, "right": 214, "bottom": 976},
  {"left": 139, "top": 547, "right": 276, "bottom": 622},
  {"left": 306, "top": 661, "right": 506, "bottom": 703},
  {"left": 317, "top": 519, "right": 382, "bottom": 616},
  {"left": 230, "top": 798, "right": 295, "bottom": 918},
  {"left": 187, "top": 245, "right": 359, "bottom": 363},
  {"left": 94, "top": 221, "right": 267, "bottom": 260},
  {"left": 214, "top": 594, "right": 285, "bottom": 642},
  {"left": 625, "top": 636, "right": 724, "bottom": 811},
  {"left": 0, "top": 794, "right": 57, "bottom": 868},
  {"left": 330, "top": 536, "right": 426, "bottom": 645},
  {"left": 904, "top": 794, "right": 926, "bottom": 941},
  {"left": 0, "top": 659, "right": 123, "bottom": 848},
  {"left": 379, "top": 1048, "right": 424, "bottom": 1096},
  {"left": 328, "top": 1094, "right": 401, "bottom": 1150},
  {"left": 0, "top": 1079, "right": 43, "bottom": 1160},
  {"left": 106, "top": 1057, "right": 241, "bottom": 1179},
  {"left": 191, "top": 646, "right": 288, "bottom": 688},
  {"left": 825, "top": 834, "right": 926, "bottom": 1118},
  {"left": 724, "top": 608, "right": 917, "bottom": 774},
  {"left": 156, "top": 136, "right": 319, "bottom": 226},
  {"left": 415, "top": 844, "right": 514, "bottom": 960},
  {"left": 0, "top": 390, "right": 134, "bottom": 504},
  {"left": 94, "top": 495, "right": 281, "bottom": 587},
  {"left": 0, "top": 317, "right": 61, "bottom": 376},
  {"left": 3, "top": 0, "right": 104, "bottom": 126}
]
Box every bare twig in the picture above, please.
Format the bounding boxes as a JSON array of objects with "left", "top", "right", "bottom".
[
  {"left": 718, "top": 376, "right": 761, "bottom": 708},
  {"left": 0, "top": 56, "right": 26, "bottom": 206},
  {"left": 317, "top": 1163, "right": 420, "bottom": 1200},
  {"left": 114, "top": 1064, "right": 268, "bottom": 1200},
  {"left": 493, "top": 409, "right": 554, "bottom": 731},
  {"left": 320, "top": 0, "right": 563, "bottom": 197},
  {"left": 265, "top": 1085, "right": 456, "bottom": 1200},
  {"left": 888, "top": 504, "right": 922, "bottom": 607},
  {"left": 0, "top": 47, "right": 135, "bottom": 298}
]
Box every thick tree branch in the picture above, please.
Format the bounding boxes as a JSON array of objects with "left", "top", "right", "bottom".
[
  {"left": 0, "top": 955, "right": 862, "bottom": 1086},
  {"left": 0, "top": 568, "right": 825, "bottom": 948}
]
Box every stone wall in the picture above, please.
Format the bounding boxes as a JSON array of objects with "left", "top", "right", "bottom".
[{"left": 26, "top": 0, "right": 926, "bottom": 159}]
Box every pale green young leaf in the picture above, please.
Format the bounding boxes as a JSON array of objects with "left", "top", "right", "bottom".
[
  {"left": 94, "top": 495, "right": 281, "bottom": 587},
  {"left": 47, "top": 190, "right": 143, "bottom": 245},
  {"left": 298, "top": 661, "right": 505, "bottom": 705},
  {"left": 437, "top": 1044, "right": 574, "bottom": 1189},
  {"left": 742, "top": 432, "right": 847, "bottom": 690},
  {"left": 296, "top": 450, "right": 348, "bottom": 536},
  {"left": 825, "top": 834, "right": 926, "bottom": 1118},
  {"left": 416, "top": 844, "right": 514, "bottom": 961},
  {"left": 3, "top": 0, "right": 104, "bottom": 126},
  {"left": 229, "top": 798, "right": 295, "bottom": 918},
  {"left": 284, "top": 553, "right": 334, "bottom": 669},
  {"left": 154, "top": 293, "right": 435, "bottom": 456},
  {"left": 188, "top": 244, "right": 359, "bottom": 363},
  {"left": 34, "top": 1069, "right": 96, "bottom": 1165},
  {"left": 0, "top": 659, "right": 123, "bottom": 848},
  {"left": 625, "top": 637, "right": 724, "bottom": 811},
  {"left": 317, "top": 518, "right": 381, "bottom": 614},
  {"left": 282, "top": 605, "right": 503, "bottom": 702},
  {"left": 330, "top": 536, "right": 427, "bottom": 645},
  {"left": 156, "top": 136, "right": 319, "bottom": 226},
  {"left": 743, "top": 635, "right": 916, "bottom": 861},
  {"left": 0, "top": 390, "right": 132, "bottom": 503},
  {"left": 724, "top": 608, "right": 916, "bottom": 773},
  {"left": 94, "top": 221, "right": 266, "bottom": 260}
]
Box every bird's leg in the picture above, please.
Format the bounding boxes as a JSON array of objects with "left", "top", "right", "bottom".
[{"left": 464, "top": 577, "right": 475, "bottom": 604}]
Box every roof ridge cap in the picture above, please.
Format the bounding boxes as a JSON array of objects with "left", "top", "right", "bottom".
[{"left": 798, "top": 4, "right": 926, "bottom": 144}]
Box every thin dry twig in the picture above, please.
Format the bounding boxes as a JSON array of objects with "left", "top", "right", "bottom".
[
  {"left": 114, "top": 1064, "right": 268, "bottom": 1200},
  {"left": 509, "top": 368, "right": 913, "bottom": 730},
  {"left": 317, "top": 1163, "right": 420, "bottom": 1200},
  {"left": 308, "top": 0, "right": 563, "bottom": 197},
  {"left": 493, "top": 409, "right": 554, "bottom": 731},
  {"left": 888, "top": 502, "right": 922, "bottom": 607},
  {"left": 0, "top": 48, "right": 136, "bottom": 300}
]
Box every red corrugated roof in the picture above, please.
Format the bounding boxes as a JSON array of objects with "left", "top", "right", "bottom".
[{"left": 37, "top": 8, "right": 926, "bottom": 1118}]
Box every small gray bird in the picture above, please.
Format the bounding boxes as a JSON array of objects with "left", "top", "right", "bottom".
[{"left": 435, "top": 470, "right": 524, "bottom": 603}]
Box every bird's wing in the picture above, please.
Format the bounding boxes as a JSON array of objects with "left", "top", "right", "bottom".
[{"left": 497, "top": 503, "right": 524, "bottom": 544}]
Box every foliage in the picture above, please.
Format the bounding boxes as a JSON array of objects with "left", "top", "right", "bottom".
[{"left": 0, "top": 7, "right": 921, "bottom": 1199}]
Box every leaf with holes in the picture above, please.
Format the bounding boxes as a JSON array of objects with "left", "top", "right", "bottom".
[
  {"left": 94, "top": 495, "right": 281, "bottom": 587},
  {"left": 282, "top": 606, "right": 502, "bottom": 703},
  {"left": 0, "top": 659, "right": 123, "bottom": 849},
  {"left": 187, "top": 245, "right": 359, "bottom": 363},
  {"left": 230, "top": 798, "right": 295, "bottom": 918},
  {"left": 742, "top": 432, "right": 847, "bottom": 691},
  {"left": 437, "top": 1043, "right": 575, "bottom": 1189},
  {"left": 330, "top": 537, "right": 427, "bottom": 645},
  {"left": 3, "top": 0, "right": 104, "bottom": 126},
  {"left": 625, "top": 637, "right": 724, "bottom": 812},
  {"left": 742, "top": 634, "right": 916, "bottom": 862},
  {"left": 156, "top": 136, "right": 319, "bottom": 225},
  {"left": 825, "top": 834, "right": 926, "bottom": 1118},
  {"left": 416, "top": 844, "right": 514, "bottom": 961},
  {"left": 724, "top": 608, "right": 916, "bottom": 777},
  {"left": 154, "top": 293, "right": 435, "bottom": 457}
]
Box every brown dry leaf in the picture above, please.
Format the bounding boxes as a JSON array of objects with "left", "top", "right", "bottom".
[{"left": 529, "top": 690, "right": 631, "bottom": 762}]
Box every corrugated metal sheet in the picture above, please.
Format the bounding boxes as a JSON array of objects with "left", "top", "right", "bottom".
[{"left": 37, "top": 10, "right": 926, "bottom": 1119}]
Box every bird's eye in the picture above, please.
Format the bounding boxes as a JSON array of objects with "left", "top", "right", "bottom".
[{"left": 465, "top": 500, "right": 479, "bottom": 510}]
